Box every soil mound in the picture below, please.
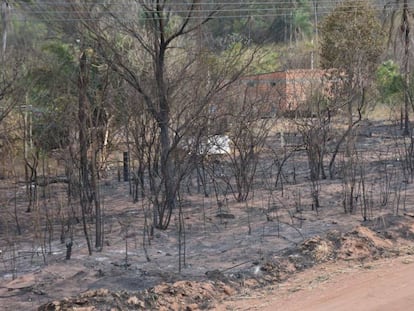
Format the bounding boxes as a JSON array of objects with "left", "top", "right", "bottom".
[
  {"left": 337, "top": 225, "right": 394, "bottom": 261},
  {"left": 38, "top": 281, "right": 235, "bottom": 311},
  {"left": 300, "top": 236, "right": 335, "bottom": 262}
]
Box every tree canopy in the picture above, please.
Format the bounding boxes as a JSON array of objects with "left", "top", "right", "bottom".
[
  {"left": 319, "top": 0, "right": 385, "bottom": 82},
  {"left": 376, "top": 60, "right": 404, "bottom": 102}
]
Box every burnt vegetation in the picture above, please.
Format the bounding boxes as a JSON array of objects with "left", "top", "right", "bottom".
[{"left": 2, "top": 0, "right": 414, "bottom": 309}]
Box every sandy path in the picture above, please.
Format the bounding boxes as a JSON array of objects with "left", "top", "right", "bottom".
[{"left": 220, "top": 256, "right": 414, "bottom": 311}]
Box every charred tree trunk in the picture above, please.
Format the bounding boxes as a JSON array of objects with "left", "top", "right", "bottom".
[
  {"left": 90, "top": 147, "right": 102, "bottom": 250},
  {"left": 402, "top": 0, "right": 410, "bottom": 136},
  {"left": 78, "top": 51, "right": 92, "bottom": 255},
  {"left": 156, "top": 116, "right": 175, "bottom": 230},
  {"left": 152, "top": 28, "right": 176, "bottom": 230}
]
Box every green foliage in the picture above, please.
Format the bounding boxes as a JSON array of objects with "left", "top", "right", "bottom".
[
  {"left": 207, "top": 0, "right": 316, "bottom": 46},
  {"left": 32, "top": 106, "right": 71, "bottom": 151},
  {"left": 319, "top": 0, "right": 385, "bottom": 78},
  {"left": 376, "top": 60, "right": 404, "bottom": 101},
  {"left": 215, "top": 43, "right": 280, "bottom": 77},
  {"left": 292, "top": 1, "right": 313, "bottom": 41},
  {"left": 26, "top": 41, "right": 78, "bottom": 151},
  {"left": 41, "top": 43, "right": 76, "bottom": 74},
  {"left": 29, "top": 41, "right": 77, "bottom": 106},
  {"left": 247, "top": 44, "right": 280, "bottom": 74}
]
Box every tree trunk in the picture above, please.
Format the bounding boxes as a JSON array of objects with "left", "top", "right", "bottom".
[
  {"left": 90, "top": 147, "right": 102, "bottom": 250},
  {"left": 157, "top": 121, "right": 175, "bottom": 229},
  {"left": 78, "top": 51, "right": 92, "bottom": 255},
  {"left": 402, "top": 0, "right": 410, "bottom": 136},
  {"left": 153, "top": 37, "right": 176, "bottom": 230}
]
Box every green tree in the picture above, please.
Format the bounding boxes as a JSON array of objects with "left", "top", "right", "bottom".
[
  {"left": 291, "top": 0, "right": 313, "bottom": 43},
  {"left": 28, "top": 42, "right": 77, "bottom": 151},
  {"left": 319, "top": 0, "right": 385, "bottom": 126},
  {"left": 383, "top": 0, "right": 413, "bottom": 134},
  {"left": 376, "top": 60, "right": 404, "bottom": 103},
  {"left": 320, "top": 0, "right": 385, "bottom": 180}
]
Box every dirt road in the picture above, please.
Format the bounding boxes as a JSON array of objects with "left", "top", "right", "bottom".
[{"left": 220, "top": 256, "right": 414, "bottom": 311}]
